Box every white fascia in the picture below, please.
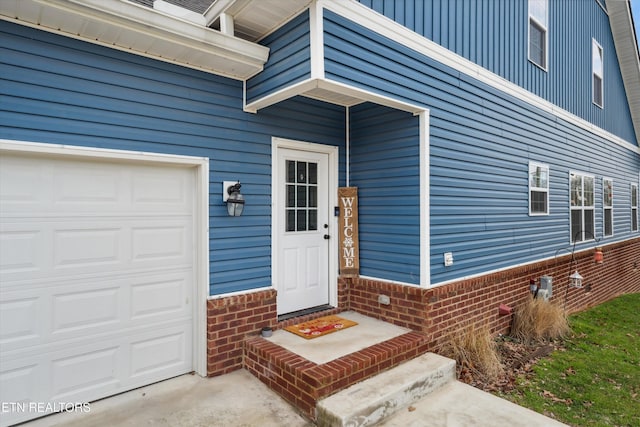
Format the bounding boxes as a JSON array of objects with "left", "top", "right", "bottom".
[
  {"left": 320, "top": 0, "right": 640, "bottom": 154},
  {"left": 0, "top": 0, "right": 269, "bottom": 80}
]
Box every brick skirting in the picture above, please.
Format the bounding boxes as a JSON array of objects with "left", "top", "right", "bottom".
[{"left": 206, "top": 237, "right": 640, "bottom": 376}]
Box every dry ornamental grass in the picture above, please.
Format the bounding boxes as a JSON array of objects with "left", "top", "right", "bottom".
[
  {"left": 438, "top": 323, "right": 504, "bottom": 383},
  {"left": 510, "top": 298, "right": 571, "bottom": 344}
]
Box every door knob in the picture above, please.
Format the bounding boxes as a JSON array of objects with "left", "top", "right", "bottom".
[{"left": 324, "top": 234, "right": 330, "bottom": 240}]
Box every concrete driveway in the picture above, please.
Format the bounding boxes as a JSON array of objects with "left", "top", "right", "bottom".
[{"left": 22, "top": 370, "right": 313, "bottom": 427}]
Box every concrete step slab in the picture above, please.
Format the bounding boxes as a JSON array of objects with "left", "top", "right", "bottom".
[
  {"left": 378, "top": 380, "right": 568, "bottom": 427},
  {"left": 316, "top": 353, "right": 456, "bottom": 427}
]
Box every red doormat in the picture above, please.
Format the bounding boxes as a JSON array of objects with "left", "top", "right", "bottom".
[{"left": 284, "top": 315, "right": 358, "bottom": 340}]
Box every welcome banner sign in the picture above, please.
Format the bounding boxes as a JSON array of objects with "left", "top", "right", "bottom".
[{"left": 338, "top": 187, "right": 359, "bottom": 277}]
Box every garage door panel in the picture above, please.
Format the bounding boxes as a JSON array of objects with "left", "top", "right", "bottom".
[
  {"left": 0, "top": 155, "right": 48, "bottom": 206},
  {"left": 130, "top": 275, "right": 188, "bottom": 319},
  {"left": 53, "top": 165, "right": 122, "bottom": 205},
  {"left": 1, "top": 271, "right": 192, "bottom": 352},
  {"left": 130, "top": 331, "right": 188, "bottom": 378},
  {"left": 0, "top": 296, "right": 41, "bottom": 345},
  {"left": 0, "top": 151, "right": 198, "bottom": 426},
  {"left": 1, "top": 155, "right": 193, "bottom": 215},
  {"left": 1, "top": 219, "right": 192, "bottom": 285},
  {"left": 54, "top": 227, "right": 122, "bottom": 269},
  {"left": 51, "top": 286, "right": 120, "bottom": 334},
  {"left": 51, "top": 346, "right": 121, "bottom": 400},
  {"left": 0, "top": 363, "right": 45, "bottom": 408},
  {"left": 131, "top": 224, "right": 189, "bottom": 263},
  {"left": 0, "top": 229, "right": 43, "bottom": 275},
  {"left": 132, "top": 168, "right": 191, "bottom": 208}
]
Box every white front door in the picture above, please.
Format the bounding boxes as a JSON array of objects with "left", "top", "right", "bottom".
[{"left": 275, "top": 146, "right": 331, "bottom": 315}]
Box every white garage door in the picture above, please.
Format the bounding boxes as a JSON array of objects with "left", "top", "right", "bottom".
[{"left": 0, "top": 151, "right": 197, "bottom": 425}]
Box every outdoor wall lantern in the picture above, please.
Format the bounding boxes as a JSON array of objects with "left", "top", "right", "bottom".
[
  {"left": 223, "top": 181, "right": 245, "bottom": 217},
  {"left": 569, "top": 270, "right": 584, "bottom": 289}
]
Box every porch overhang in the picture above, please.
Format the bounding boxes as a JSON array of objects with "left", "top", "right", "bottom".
[
  {"left": 244, "top": 78, "right": 427, "bottom": 115},
  {"left": 0, "top": 0, "right": 270, "bottom": 80}
]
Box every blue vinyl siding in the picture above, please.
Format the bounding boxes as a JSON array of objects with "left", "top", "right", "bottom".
[
  {"left": 246, "top": 10, "right": 311, "bottom": 103},
  {"left": 357, "top": 0, "right": 637, "bottom": 146},
  {"left": 349, "top": 104, "right": 421, "bottom": 284},
  {"left": 323, "top": 10, "right": 640, "bottom": 284},
  {"left": 0, "top": 21, "right": 345, "bottom": 295}
]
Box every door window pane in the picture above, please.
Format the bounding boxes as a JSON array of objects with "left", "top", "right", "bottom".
[
  {"left": 297, "top": 186, "right": 307, "bottom": 208},
  {"left": 286, "top": 185, "right": 295, "bottom": 207},
  {"left": 309, "top": 163, "right": 317, "bottom": 184},
  {"left": 297, "top": 162, "right": 307, "bottom": 183},
  {"left": 309, "top": 186, "right": 317, "bottom": 208},
  {"left": 297, "top": 210, "right": 307, "bottom": 231},
  {"left": 285, "top": 160, "right": 319, "bottom": 232},
  {"left": 309, "top": 210, "right": 317, "bottom": 231},
  {"left": 286, "top": 210, "right": 295, "bottom": 232},
  {"left": 287, "top": 160, "right": 296, "bottom": 183}
]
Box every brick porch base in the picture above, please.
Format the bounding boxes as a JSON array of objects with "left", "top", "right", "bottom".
[{"left": 244, "top": 330, "right": 429, "bottom": 420}]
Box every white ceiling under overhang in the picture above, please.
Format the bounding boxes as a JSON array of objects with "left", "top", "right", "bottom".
[
  {"left": 204, "top": 0, "right": 312, "bottom": 41},
  {"left": 0, "top": 0, "right": 270, "bottom": 80}
]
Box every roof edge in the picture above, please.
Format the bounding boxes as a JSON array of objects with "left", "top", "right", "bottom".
[
  {"left": 608, "top": 0, "right": 640, "bottom": 146},
  {"left": 0, "top": 0, "right": 269, "bottom": 80}
]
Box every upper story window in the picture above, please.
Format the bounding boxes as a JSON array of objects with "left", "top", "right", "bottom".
[
  {"left": 528, "top": 0, "right": 548, "bottom": 70},
  {"left": 603, "top": 178, "right": 613, "bottom": 236},
  {"left": 592, "top": 39, "right": 604, "bottom": 108},
  {"left": 529, "top": 162, "right": 549, "bottom": 215},
  {"left": 570, "top": 172, "right": 595, "bottom": 242},
  {"left": 632, "top": 183, "right": 638, "bottom": 232}
]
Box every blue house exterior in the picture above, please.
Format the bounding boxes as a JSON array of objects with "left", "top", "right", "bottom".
[{"left": 1, "top": 0, "right": 639, "bottom": 424}]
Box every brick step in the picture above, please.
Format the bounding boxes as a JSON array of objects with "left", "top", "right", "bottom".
[
  {"left": 244, "top": 330, "right": 430, "bottom": 421},
  {"left": 316, "top": 353, "right": 456, "bottom": 427}
]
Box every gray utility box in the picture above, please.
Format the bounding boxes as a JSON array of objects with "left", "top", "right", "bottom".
[{"left": 540, "top": 276, "right": 553, "bottom": 298}]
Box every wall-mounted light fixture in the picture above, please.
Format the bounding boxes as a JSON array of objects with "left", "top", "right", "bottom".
[
  {"left": 569, "top": 270, "right": 583, "bottom": 289},
  {"left": 223, "top": 181, "right": 245, "bottom": 217}
]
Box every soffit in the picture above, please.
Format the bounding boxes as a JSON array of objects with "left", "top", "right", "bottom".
[
  {"left": 204, "top": 0, "right": 312, "bottom": 41},
  {"left": 608, "top": 0, "right": 640, "bottom": 146},
  {"left": 0, "top": 0, "right": 269, "bottom": 80}
]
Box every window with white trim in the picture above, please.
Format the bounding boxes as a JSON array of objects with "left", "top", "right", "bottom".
[
  {"left": 632, "top": 183, "right": 638, "bottom": 232},
  {"left": 570, "top": 172, "right": 595, "bottom": 242},
  {"left": 529, "top": 162, "right": 549, "bottom": 215},
  {"left": 592, "top": 39, "right": 604, "bottom": 108},
  {"left": 603, "top": 178, "right": 613, "bottom": 236},
  {"left": 528, "top": 0, "right": 548, "bottom": 70}
]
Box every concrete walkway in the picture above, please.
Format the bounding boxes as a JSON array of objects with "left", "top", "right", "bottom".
[{"left": 22, "top": 369, "right": 566, "bottom": 427}]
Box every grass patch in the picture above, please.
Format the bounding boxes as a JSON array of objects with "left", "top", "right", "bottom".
[{"left": 498, "top": 293, "right": 640, "bottom": 426}]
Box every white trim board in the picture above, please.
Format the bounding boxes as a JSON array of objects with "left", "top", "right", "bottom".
[
  {"left": 419, "top": 110, "right": 431, "bottom": 287},
  {"left": 320, "top": 0, "right": 639, "bottom": 154},
  {"left": 0, "top": 138, "right": 209, "bottom": 378}
]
